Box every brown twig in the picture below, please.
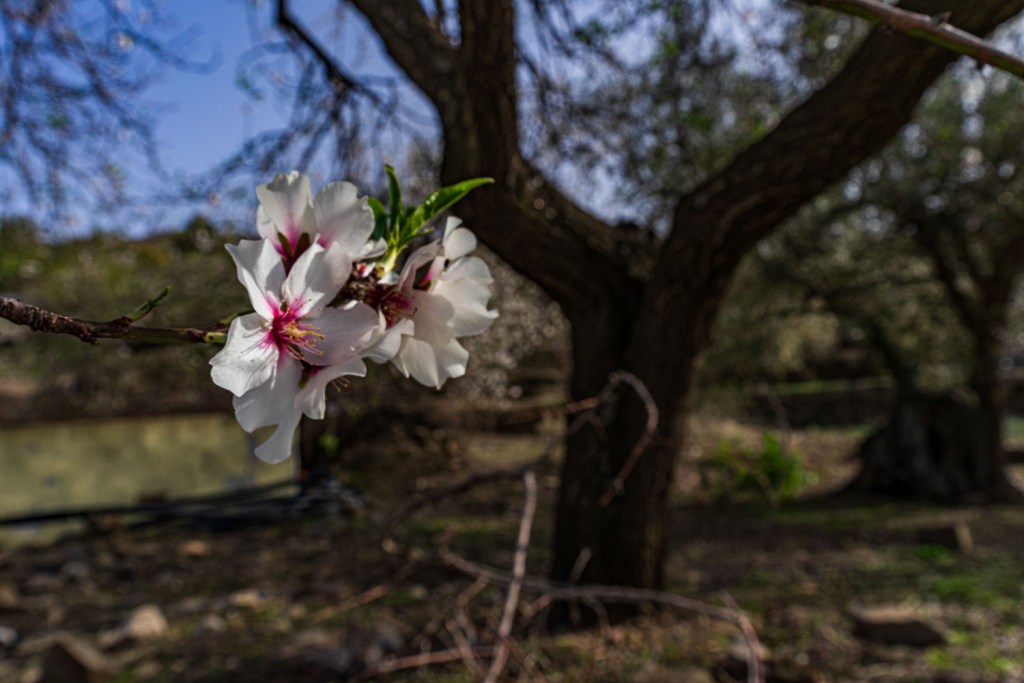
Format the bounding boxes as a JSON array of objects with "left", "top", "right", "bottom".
[
  {"left": 438, "top": 549, "right": 764, "bottom": 683},
  {"left": 798, "top": 0, "right": 1024, "bottom": 80},
  {"left": 483, "top": 471, "right": 538, "bottom": 683},
  {"left": 350, "top": 645, "right": 496, "bottom": 681},
  {"left": 722, "top": 591, "right": 764, "bottom": 683},
  {"left": 0, "top": 296, "right": 222, "bottom": 345},
  {"left": 599, "top": 371, "right": 660, "bottom": 507},
  {"left": 444, "top": 617, "right": 482, "bottom": 676}
]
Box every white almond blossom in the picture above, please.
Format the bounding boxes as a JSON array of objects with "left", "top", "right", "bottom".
[
  {"left": 210, "top": 238, "right": 378, "bottom": 463},
  {"left": 386, "top": 217, "right": 498, "bottom": 389},
  {"left": 256, "top": 171, "right": 380, "bottom": 267}
]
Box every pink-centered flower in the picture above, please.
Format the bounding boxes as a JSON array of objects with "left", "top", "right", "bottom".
[
  {"left": 256, "top": 171, "right": 380, "bottom": 269},
  {"left": 381, "top": 217, "right": 497, "bottom": 389},
  {"left": 210, "top": 238, "right": 379, "bottom": 464}
]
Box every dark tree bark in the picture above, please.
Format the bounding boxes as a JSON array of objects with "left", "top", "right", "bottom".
[{"left": 343, "top": 0, "right": 1024, "bottom": 592}]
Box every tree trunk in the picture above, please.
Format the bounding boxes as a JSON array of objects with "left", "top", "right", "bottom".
[
  {"left": 848, "top": 330, "right": 1014, "bottom": 502},
  {"left": 346, "top": 0, "right": 1024, "bottom": 596}
]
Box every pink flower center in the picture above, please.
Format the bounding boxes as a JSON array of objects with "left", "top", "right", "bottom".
[
  {"left": 270, "top": 302, "right": 324, "bottom": 360},
  {"left": 364, "top": 285, "right": 416, "bottom": 328}
]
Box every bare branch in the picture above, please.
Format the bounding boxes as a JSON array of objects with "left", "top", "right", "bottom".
[
  {"left": 598, "top": 371, "right": 659, "bottom": 507},
  {"left": 798, "top": 0, "right": 1024, "bottom": 79},
  {"left": 439, "top": 548, "right": 764, "bottom": 683},
  {"left": 483, "top": 471, "right": 538, "bottom": 683},
  {"left": 0, "top": 296, "right": 222, "bottom": 345},
  {"left": 350, "top": 645, "right": 497, "bottom": 682}
]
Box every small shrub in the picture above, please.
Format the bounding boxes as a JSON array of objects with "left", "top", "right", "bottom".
[{"left": 702, "top": 432, "right": 813, "bottom": 506}]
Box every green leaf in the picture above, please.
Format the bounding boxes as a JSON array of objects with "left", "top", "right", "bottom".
[
  {"left": 367, "top": 197, "right": 388, "bottom": 241},
  {"left": 407, "top": 177, "right": 494, "bottom": 235},
  {"left": 386, "top": 164, "right": 402, "bottom": 234}
]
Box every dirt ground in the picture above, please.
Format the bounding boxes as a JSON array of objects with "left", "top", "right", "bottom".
[{"left": 1, "top": 414, "right": 1023, "bottom": 682}]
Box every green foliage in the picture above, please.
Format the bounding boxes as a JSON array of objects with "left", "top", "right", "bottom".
[
  {"left": 702, "top": 432, "right": 813, "bottom": 506},
  {"left": 913, "top": 544, "right": 952, "bottom": 562},
  {"left": 374, "top": 165, "right": 492, "bottom": 273}
]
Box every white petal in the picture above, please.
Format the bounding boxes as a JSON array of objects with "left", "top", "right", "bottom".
[
  {"left": 256, "top": 171, "right": 315, "bottom": 247},
  {"left": 210, "top": 313, "right": 277, "bottom": 397},
  {"left": 443, "top": 256, "right": 492, "bottom": 283},
  {"left": 295, "top": 358, "right": 367, "bottom": 420},
  {"left": 398, "top": 241, "right": 441, "bottom": 290},
  {"left": 284, "top": 242, "right": 349, "bottom": 314},
  {"left": 231, "top": 355, "right": 302, "bottom": 432},
  {"left": 443, "top": 224, "right": 477, "bottom": 261},
  {"left": 312, "top": 303, "right": 380, "bottom": 365},
  {"left": 363, "top": 318, "right": 412, "bottom": 364},
  {"left": 314, "top": 181, "right": 375, "bottom": 256},
  {"left": 226, "top": 239, "right": 284, "bottom": 320},
  {"left": 393, "top": 336, "right": 468, "bottom": 389},
  {"left": 410, "top": 291, "right": 456, "bottom": 346},
  {"left": 443, "top": 216, "right": 462, "bottom": 240},
  {"left": 360, "top": 238, "right": 387, "bottom": 260},
  {"left": 393, "top": 336, "right": 439, "bottom": 388},
  {"left": 431, "top": 337, "right": 470, "bottom": 386},
  {"left": 434, "top": 276, "right": 498, "bottom": 338},
  {"left": 253, "top": 410, "right": 302, "bottom": 464}
]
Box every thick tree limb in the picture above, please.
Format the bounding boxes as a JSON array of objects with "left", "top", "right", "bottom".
[
  {"left": 346, "top": 0, "right": 457, "bottom": 116},
  {"left": 349, "top": 0, "right": 639, "bottom": 320},
  {"left": 798, "top": 0, "right": 1024, "bottom": 79},
  {"left": 0, "top": 296, "right": 222, "bottom": 345},
  {"left": 637, "top": 0, "right": 1024, "bottom": 402}
]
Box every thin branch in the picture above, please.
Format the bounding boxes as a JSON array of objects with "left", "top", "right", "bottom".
[
  {"left": 483, "top": 471, "right": 538, "bottom": 683},
  {"left": 0, "top": 296, "right": 223, "bottom": 345},
  {"left": 276, "top": 0, "right": 384, "bottom": 107},
  {"left": 598, "top": 371, "right": 659, "bottom": 507},
  {"left": 798, "top": 0, "right": 1024, "bottom": 79},
  {"left": 350, "top": 645, "right": 496, "bottom": 682},
  {"left": 438, "top": 548, "right": 764, "bottom": 683}
]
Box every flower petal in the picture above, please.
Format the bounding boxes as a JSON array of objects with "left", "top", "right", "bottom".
[
  {"left": 363, "top": 317, "right": 412, "bottom": 364},
  {"left": 209, "top": 313, "right": 277, "bottom": 397},
  {"left": 284, "top": 242, "right": 349, "bottom": 314},
  {"left": 313, "top": 181, "right": 374, "bottom": 256},
  {"left": 256, "top": 171, "right": 315, "bottom": 248},
  {"left": 225, "top": 239, "right": 284, "bottom": 320},
  {"left": 442, "top": 220, "right": 477, "bottom": 261},
  {"left": 231, "top": 355, "right": 302, "bottom": 432},
  {"left": 398, "top": 241, "right": 441, "bottom": 290},
  {"left": 443, "top": 256, "right": 492, "bottom": 283},
  {"left": 393, "top": 335, "right": 469, "bottom": 389},
  {"left": 312, "top": 302, "right": 380, "bottom": 365},
  {"left": 253, "top": 410, "right": 302, "bottom": 464},
  {"left": 410, "top": 291, "right": 456, "bottom": 346},
  {"left": 232, "top": 357, "right": 303, "bottom": 464},
  {"left": 433, "top": 275, "right": 498, "bottom": 337},
  {"left": 295, "top": 357, "right": 367, "bottom": 420}
]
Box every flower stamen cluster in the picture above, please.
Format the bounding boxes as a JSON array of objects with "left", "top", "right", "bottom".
[{"left": 269, "top": 302, "right": 325, "bottom": 360}]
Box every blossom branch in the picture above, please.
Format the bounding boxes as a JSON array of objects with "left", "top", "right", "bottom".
[
  {"left": 798, "top": 0, "right": 1024, "bottom": 79},
  {"left": 0, "top": 296, "right": 224, "bottom": 346}
]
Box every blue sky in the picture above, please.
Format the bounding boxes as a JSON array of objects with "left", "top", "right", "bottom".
[
  {"left": 141, "top": 2, "right": 399, "bottom": 229},
  {"left": 42, "top": 0, "right": 431, "bottom": 236}
]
